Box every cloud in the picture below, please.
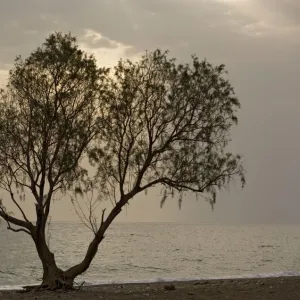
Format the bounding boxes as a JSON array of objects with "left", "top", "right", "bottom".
[
  {"left": 79, "top": 29, "right": 141, "bottom": 67},
  {"left": 81, "top": 30, "right": 121, "bottom": 50},
  {"left": 0, "top": 0, "right": 299, "bottom": 223},
  {"left": 213, "top": 0, "right": 300, "bottom": 37},
  {"left": 0, "top": 0, "right": 298, "bottom": 67}
]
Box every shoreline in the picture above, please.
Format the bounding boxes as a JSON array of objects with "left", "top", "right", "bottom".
[
  {"left": 2, "top": 271, "right": 300, "bottom": 291},
  {"left": 1, "top": 276, "right": 300, "bottom": 299}
]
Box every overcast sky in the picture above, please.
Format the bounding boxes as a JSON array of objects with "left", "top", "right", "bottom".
[{"left": 0, "top": 0, "right": 299, "bottom": 224}]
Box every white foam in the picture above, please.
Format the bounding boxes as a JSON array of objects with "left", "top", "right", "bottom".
[{"left": 2, "top": 271, "right": 300, "bottom": 290}]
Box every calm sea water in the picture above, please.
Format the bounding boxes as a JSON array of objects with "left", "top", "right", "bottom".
[{"left": 1, "top": 222, "right": 300, "bottom": 289}]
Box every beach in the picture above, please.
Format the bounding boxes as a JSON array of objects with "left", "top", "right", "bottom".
[{"left": 1, "top": 276, "right": 300, "bottom": 300}]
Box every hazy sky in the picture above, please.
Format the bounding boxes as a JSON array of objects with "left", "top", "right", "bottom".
[{"left": 0, "top": 0, "right": 299, "bottom": 224}]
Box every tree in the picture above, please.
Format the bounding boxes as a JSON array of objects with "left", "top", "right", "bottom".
[
  {"left": 71, "top": 50, "right": 245, "bottom": 283},
  {"left": 0, "top": 32, "right": 109, "bottom": 289},
  {"left": 0, "top": 33, "right": 244, "bottom": 290}
]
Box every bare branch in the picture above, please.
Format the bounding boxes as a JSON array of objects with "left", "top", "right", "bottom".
[
  {"left": 0, "top": 205, "right": 33, "bottom": 232},
  {"left": 9, "top": 191, "right": 30, "bottom": 223},
  {"left": 6, "top": 222, "right": 31, "bottom": 235}
]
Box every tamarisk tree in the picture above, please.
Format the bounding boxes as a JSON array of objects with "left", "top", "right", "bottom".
[
  {"left": 0, "top": 32, "right": 244, "bottom": 290},
  {"left": 0, "top": 33, "right": 109, "bottom": 289}
]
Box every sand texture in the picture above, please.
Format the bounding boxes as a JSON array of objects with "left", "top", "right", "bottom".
[{"left": 1, "top": 276, "right": 300, "bottom": 300}]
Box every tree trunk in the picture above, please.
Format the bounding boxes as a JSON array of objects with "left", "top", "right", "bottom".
[
  {"left": 64, "top": 235, "right": 103, "bottom": 280},
  {"left": 41, "top": 261, "right": 65, "bottom": 290},
  {"left": 64, "top": 204, "right": 124, "bottom": 280},
  {"left": 34, "top": 233, "right": 74, "bottom": 289}
]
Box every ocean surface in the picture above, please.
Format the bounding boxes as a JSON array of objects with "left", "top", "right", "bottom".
[{"left": 1, "top": 222, "right": 300, "bottom": 289}]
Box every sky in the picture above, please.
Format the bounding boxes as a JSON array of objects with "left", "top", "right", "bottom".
[{"left": 0, "top": 0, "right": 299, "bottom": 224}]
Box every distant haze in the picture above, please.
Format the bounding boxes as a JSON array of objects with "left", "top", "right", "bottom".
[{"left": 0, "top": 0, "right": 299, "bottom": 224}]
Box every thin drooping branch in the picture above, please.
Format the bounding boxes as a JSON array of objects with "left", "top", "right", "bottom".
[
  {"left": 70, "top": 196, "right": 97, "bottom": 235},
  {"left": 9, "top": 191, "right": 30, "bottom": 223}
]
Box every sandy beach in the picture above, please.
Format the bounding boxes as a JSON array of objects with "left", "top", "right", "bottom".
[{"left": 1, "top": 276, "right": 300, "bottom": 300}]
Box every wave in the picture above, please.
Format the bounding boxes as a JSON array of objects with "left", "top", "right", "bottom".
[
  {"left": 259, "top": 245, "right": 278, "bottom": 248},
  {"left": 0, "top": 270, "right": 16, "bottom": 276},
  {"left": 124, "top": 263, "right": 168, "bottom": 272},
  {"left": 2, "top": 271, "right": 300, "bottom": 291}
]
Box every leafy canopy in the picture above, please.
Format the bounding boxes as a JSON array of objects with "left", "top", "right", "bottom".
[
  {"left": 0, "top": 32, "right": 109, "bottom": 229},
  {"left": 88, "top": 49, "right": 245, "bottom": 209}
]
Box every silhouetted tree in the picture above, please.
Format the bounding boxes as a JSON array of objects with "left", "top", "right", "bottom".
[{"left": 0, "top": 33, "right": 244, "bottom": 290}]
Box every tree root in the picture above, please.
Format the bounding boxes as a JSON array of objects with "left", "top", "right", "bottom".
[
  {"left": 21, "top": 277, "right": 74, "bottom": 292},
  {"left": 44, "top": 277, "right": 73, "bottom": 290}
]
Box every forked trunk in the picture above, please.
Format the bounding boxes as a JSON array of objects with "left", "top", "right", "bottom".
[
  {"left": 39, "top": 238, "right": 101, "bottom": 289},
  {"left": 41, "top": 263, "right": 66, "bottom": 289},
  {"left": 32, "top": 202, "right": 125, "bottom": 290}
]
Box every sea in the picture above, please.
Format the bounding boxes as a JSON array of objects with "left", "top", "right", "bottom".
[{"left": 1, "top": 222, "right": 300, "bottom": 290}]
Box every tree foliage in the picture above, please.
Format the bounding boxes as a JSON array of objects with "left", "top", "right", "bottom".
[
  {"left": 0, "top": 32, "right": 108, "bottom": 224},
  {"left": 0, "top": 33, "right": 244, "bottom": 290},
  {"left": 0, "top": 32, "right": 108, "bottom": 288},
  {"left": 89, "top": 50, "right": 245, "bottom": 209}
]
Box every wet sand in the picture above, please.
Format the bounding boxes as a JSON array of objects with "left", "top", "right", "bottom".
[{"left": 1, "top": 276, "right": 300, "bottom": 300}]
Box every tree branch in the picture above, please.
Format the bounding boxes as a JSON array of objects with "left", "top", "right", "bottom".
[
  {"left": 9, "top": 191, "right": 30, "bottom": 223},
  {"left": 6, "top": 221, "right": 31, "bottom": 235},
  {"left": 101, "top": 208, "right": 106, "bottom": 225},
  {"left": 0, "top": 208, "right": 34, "bottom": 232}
]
